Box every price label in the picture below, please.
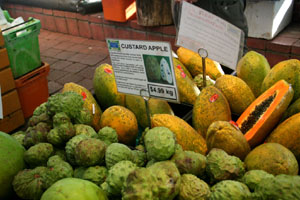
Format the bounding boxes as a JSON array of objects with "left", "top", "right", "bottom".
[{"left": 148, "top": 84, "right": 177, "bottom": 100}]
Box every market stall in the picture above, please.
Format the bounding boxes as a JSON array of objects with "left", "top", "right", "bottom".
[{"left": 0, "top": 1, "right": 300, "bottom": 200}]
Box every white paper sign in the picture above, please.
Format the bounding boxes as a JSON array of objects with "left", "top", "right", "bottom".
[
  {"left": 107, "top": 39, "right": 179, "bottom": 102},
  {"left": 0, "top": 86, "right": 3, "bottom": 119},
  {"left": 176, "top": 2, "right": 244, "bottom": 70}
]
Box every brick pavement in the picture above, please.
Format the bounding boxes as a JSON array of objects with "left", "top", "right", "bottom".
[{"left": 39, "top": 29, "right": 111, "bottom": 95}]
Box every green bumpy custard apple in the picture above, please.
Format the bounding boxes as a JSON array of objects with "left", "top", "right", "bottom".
[
  {"left": 24, "top": 122, "right": 52, "bottom": 148},
  {"left": 74, "top": 107, "right": 93, "bottom": 126},
  {"left": 194, "top": 74, "right": 215, "bottom": 90},
  {"left": 104, "top": 160, "right": 137, "bottom": 197},
  {"left": 41, "top": 178, "right": 108, "bottom": 200},
  {"left": 44, "top": 155, "right": 73, "bottom": 189},
  {"left": 122, "top": 168, "right": 158, "bottom": 200},
  {"left": 171, "top": 150, "right": 206, "bottom": 177},
  {"left": 148, "top": 161, "right": 181, "bottom": 200},
  {"left": 13, "top": 166, "right": 49, "bottom": 200},
  {"left": 46, "top": 91, "right": 84, "bottom": 120},
  {"left": 239, "top": 170, "right": 274, "bottom": 192},
  {"left": 210, "top": 180, "right": 251, "bottom": 200},
  {"left": 11, "top": 131, "right": 26, "bottom": 146},
  {"left": 74, "top": 124, "right": 98, "bottom": 138},
  {"left": 105, "top": 143, "right": 133, "bottom": 169},
  {"left": 206, "top": 148, "right": 245, "bottom": 184},
  {"left": 65, "top": 134, "right": 89, "bottom": 165},
  {"left": 97, "top": 126, "right": 118, "bottom": 145},
  {"left": 132, "top": 150, "right": 147, "bottom": 167},
  {"left": 24, "top": 143, "right": 54, "bottom": 167},
  {"left": 75, "top": 138, "right": 106, "bottom": 166},
  {"left": 47, "top": 113, "right": 76, "bottom": 146},
  {"left": 144, "top": 127, "right": 176, "bottom": 161},
  {"left": 252, "top": 174, "right": 300, "bottom": 200},
  {"left": 82, "top": 166, "right": 108, "bottom": 186},
  {"left": 179, "top": 174, "right": 211, "bottom": 200}
]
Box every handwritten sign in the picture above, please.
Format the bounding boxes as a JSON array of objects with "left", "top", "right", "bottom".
[
  {"left": 107, "top": 39, "right": 179, "bottom": 102},
  {"left": 176, "top": 1, "right": 244, "bottom": 70}
]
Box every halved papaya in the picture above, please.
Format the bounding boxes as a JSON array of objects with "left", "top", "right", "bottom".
[{"left": 236, "top": 80, "right": 294, "bottom": 147}]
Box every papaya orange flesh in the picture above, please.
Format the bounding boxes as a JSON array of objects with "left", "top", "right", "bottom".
[{"left": 236, "top": 80, "right": 294, "bottom": 147}]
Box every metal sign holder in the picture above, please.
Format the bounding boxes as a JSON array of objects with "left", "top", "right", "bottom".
[
  {"left": 140, "top": 89, "right": 151, "bottom": 128},
  {"left": 198, "top": 48, "right": 208, "bottom": 88}
]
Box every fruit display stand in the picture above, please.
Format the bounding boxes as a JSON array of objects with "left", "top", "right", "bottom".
[{"left": 0, "top": 30, "right": 25, "bottom": 133}]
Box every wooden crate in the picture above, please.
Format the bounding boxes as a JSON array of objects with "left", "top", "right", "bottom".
[
  {"left": 0, "top": 30, "right": 4, "bottom": 47},
  {"left": 0, "top": 48, "right": 9, "bottom": 70},
  {"left": 0, "top": 67, "right": 15, "bottom": 94},
  {"left": 0, "top": 110, "right": 25, "bottom": 133},
  {"left": 2, "top": 89, "right": 22, "bottom": 117}
]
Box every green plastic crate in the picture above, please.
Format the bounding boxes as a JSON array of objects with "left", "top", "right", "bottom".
[{"left": 2, "top": 12, "right": 42, "bottom": 78}]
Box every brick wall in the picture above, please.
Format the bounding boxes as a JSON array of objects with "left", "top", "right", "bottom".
[
  {"left": 2, "top": 3, "right": 300, "bottom": 67},
  {"left": 2, "top": 3, "right": 178, "bottom": 51}
]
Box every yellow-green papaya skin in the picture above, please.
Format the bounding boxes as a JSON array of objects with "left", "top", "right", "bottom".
[
  {"left": 192, "top": 86, "right": 231, "bottom": 138},
  {"left": 151, "top": 114, "right": 207, "bottom": 155},
  {"left": 173, "top": 57, "right": 193, "bottom": 80},
  {"left": 244, "top": 143, "right": 298, "bottom": 176},
  {"left": 281, "top": 97, "right": 300, "bottom": 122},
  {"left": 93, "top": 64, "right": 126, "bottom": 110},
  {"left": 173, "top": 58, "right": 200, "bottom": 105},
  {"left": 177, "top": 47, "right": 224, "bottom": 80},
  {"left": 237, "top": 51, "right": 270, "bottom": 97},
  {"left": 266, "top": 113, "right": 300, "bottom": 162},
  {"left": 214, "top": 75, "right": 255, "bottom": 115},
  {"left": 206, "top": 121, "right": 251, "bottom": 160},
  {"left": 125, "top": 95, "right": 174, "bottom": 129},
  {"left": 261, "top": 59, "right": 300, "bottom": 102}
]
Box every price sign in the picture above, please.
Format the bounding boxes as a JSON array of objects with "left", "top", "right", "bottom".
[
  {"left": 176, "top": 1, "right": 244, "bottom": 70},
  {"left": 107, "top": 39, "right": 179, "bottom": 103}
]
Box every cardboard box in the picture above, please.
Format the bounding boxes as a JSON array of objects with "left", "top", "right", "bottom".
[
  {"left": 2, "top": 89, "right": 21, "bottom": 117},
  {"left": 0, "top": 48, "right": 9, "bottom": 70},
  {"left": 0, "top": 30, "right": 4, "bottom": 47},
  {"left": 0, "top": 109, "right": 25, "bottom": 133},
  {"left": 0, "top": 67, "right": 15, "bottom": 94}
]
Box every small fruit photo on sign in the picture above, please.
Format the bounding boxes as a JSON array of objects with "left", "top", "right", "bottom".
[{"left": 143, "top": 55, "right": 174, "bottom": 85}]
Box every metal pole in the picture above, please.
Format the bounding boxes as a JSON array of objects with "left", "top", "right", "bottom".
[{"left": 198, "top": 48, "right": 208, "bottom": 88}]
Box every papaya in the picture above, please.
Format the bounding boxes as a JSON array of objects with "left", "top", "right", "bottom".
[
  {"left": 244, "top": 143, "right": 298, "bottom": 175},
  {"left": 93, "top": 64, "right": 126, "bottom": 110},
  {"left": 281, "top": 97, "right": 300, "bottom": 121},
  {"left": 236, "top": 51, "right": 270, "bottom": 97},
  {"left": 192, "top": 86, "right": 231, "bottom": 138},
  {"left": 151, "top": 114, "right": 207, "bottom": 155},
  {"left": 214, "top": 75, "right": 255, "bottom": 115},
  {"left": 173, "top": 58, "right": 200, "bottom": 105},
  {"left": 236, "top": 80, "right": 294, "bottom": 148},
  {"left": 100, "top": 105, "right": 138, "bottom": 146},
  {"left": 206, "top": 121, "right": 251, "bottom": 160},
  {"left": 266, "top": 112, "right": 300, "bottom": 161},
  {"left": 62, "top": 82, "right": 102, "bottom": 131},
  {"left": 125, "top": 94, "right": 174, "bottom": 129},
  {"left": 261, "top": 59, "right": 300, "bottom": 102},
  {"left": 172, "top": 57, "right": 193, "bottom": 80},
  {"left": 177, "top": 47, "right": 224, "bottom": 80}
]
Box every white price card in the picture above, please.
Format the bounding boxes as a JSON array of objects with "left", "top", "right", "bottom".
[
  {"left": 0, "top": 86, "right": 3, "bottom": 119},
  {"left": 176, "top": 1, "right": 244, "bottom": 70},
  {"left": 107, "top": 39, "right": 179, "bottom": 102}
]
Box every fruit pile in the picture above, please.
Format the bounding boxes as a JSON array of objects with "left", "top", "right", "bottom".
[{"left": 1, "top": 47, "right": 300, "bottom": 200}]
